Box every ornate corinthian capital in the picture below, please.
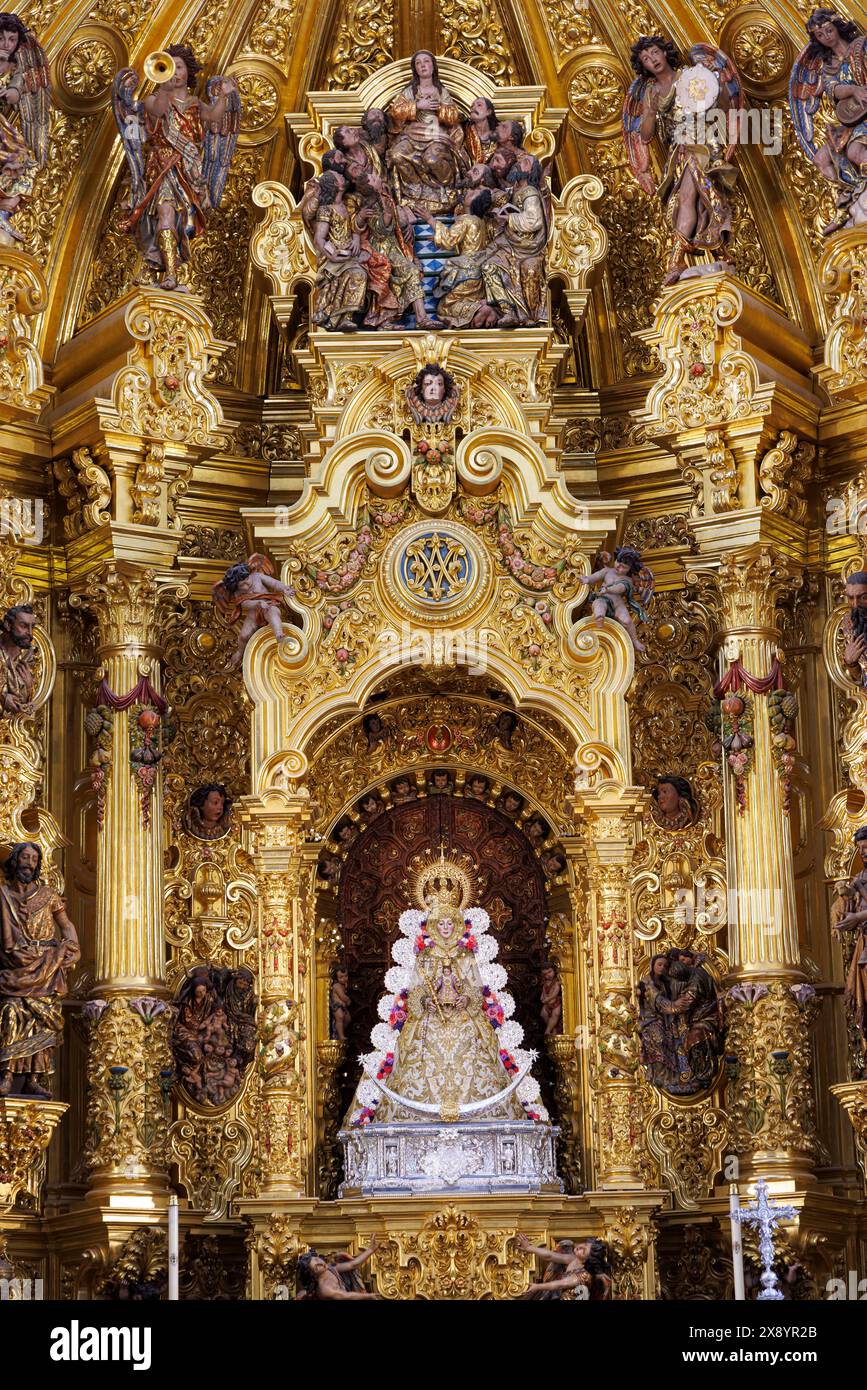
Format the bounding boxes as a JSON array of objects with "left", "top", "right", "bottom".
[{"left": 70, "top": 563, "right": 189, "bottom": 652}]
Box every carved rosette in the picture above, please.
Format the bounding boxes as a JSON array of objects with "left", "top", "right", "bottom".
[
  {"left": 0, "top": 249, "right": 53, "bottom": 419},
  {"left": 724, "top": 983, "right": 824, "bottom": 1177},
  {"left": 0, "top": 1099, "right": 67, "bottom": 1211},
  {"left": 82, "top": 998, "right": 174, "bottom": 1189},
  {"left": 816, "top": 226, "right": 867, "bottom": 401}
]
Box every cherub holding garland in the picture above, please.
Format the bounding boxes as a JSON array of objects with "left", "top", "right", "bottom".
[
  {"left": 584, "top": 546, "right": 654, "bottom": 653},
  {"left": 212, "top": 553, "right": 296, "bottom": 670}
]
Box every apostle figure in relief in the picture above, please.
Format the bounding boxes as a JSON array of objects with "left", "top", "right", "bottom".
[
  {"left": 482, "top": 154, "right": 549, "bottom": 325},
  {"left": 1, "top": 603, "right": 38, "bottom": 717},
  {"left": 622, "top": 36, "right": 742, "bottom": 285},
  {"left": 831, "top": 824, "right": 867, "bottom": 1051},
  {"left": 0, "top": 843, "right": 80, "bottom": 1099},
  {"left": 421, "top": 186, "right": 500, "bottom": 328},
  {"left": 790, "top": 11, "right": 867, "bottom": 234},
  {"left": 347, "top": 849, "right": 548, "bottom": 1126},
  {"left": 386, "top": 51, "right": 469, "bottom": 216}
]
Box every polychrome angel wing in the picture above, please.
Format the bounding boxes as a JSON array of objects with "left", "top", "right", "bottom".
[
  {"left": 788, "top": 44, "right": 823, "bottom": 162},
  {"left": 111, "top": 68, "right": 147, "bottom": 212},
  {"left": 247, "top": 553, "right": 274, "bottom": 577},
  {"left": 688, "top": 42, "right": 744, "bottom": 160},
  {"left": 203, "top": 76, "right": 240, "bottom": 209},
  {"left": 635, "top": 563, "right": 656, "bottom": 612},
  {"left": 212, "top": 577, "right": 232, "bottom": 618},
  {"left": 622, "top": 74, "right": 652, "bottom": 184},
  {"left": 15, "top": 36, "right": 50, "bottom": 168}
]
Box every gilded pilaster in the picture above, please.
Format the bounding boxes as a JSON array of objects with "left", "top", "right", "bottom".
[
  {"left": 573, "top": 785, "right": 649, "bottom": 1192},
  {"left": 237, "top": 792, "right": 313, "bottom": 1199}
]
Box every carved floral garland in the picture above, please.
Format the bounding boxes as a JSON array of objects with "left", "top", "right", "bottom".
[
  {"left": 351, "top": 904, "right": 548, "bottom": 1126},
  {"left": 708, "top": 658, "right": 797, "bottom": 815},
  {"left": 456, "top": 498, "right": 570, "bottom": 593},
  {"left": 85, "top": 675, "right": 175, "bottom": 830},
  {"left": 308, "top": 501, "right": 410, "bottom": 595}
]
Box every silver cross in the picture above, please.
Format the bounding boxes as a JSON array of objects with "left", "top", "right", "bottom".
[{"left": 739, "top": 1178, "right": 798, "bottom": 1301}]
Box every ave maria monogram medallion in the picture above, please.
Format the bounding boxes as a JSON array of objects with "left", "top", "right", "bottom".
[{"left": 384, "top": 522, "right": 491, "bottom": 624}]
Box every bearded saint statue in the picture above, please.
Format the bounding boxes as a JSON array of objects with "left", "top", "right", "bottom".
[{"left": 346, "top": 847, "right": 548, "bottom": 1127}]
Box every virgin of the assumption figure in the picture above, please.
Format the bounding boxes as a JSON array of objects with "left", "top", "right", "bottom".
[
  {"left": 790, "top": 10, "right": 867, "bottom": 233},
  {"left": 623, "top": 36, "right": 742, "bottom": 285},
  {"left": 0, "top": 13, "right": 49, "bottom": 246},
  {"left": 386, "top": 51, "right": 469, "bottom": 216},
  {"left": 347, "top": 848, "right": 548, "bottom": 1126},
  {"left": 112, "top": 44, "right": 240, "bottom": 289}
]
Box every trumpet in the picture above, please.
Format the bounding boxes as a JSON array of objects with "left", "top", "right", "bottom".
[{"left": 143, "top": 50, "right": 176, "bottom": 85}]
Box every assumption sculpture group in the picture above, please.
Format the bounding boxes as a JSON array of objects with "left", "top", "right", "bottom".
[{"left": 303, "top": 50, "right": 550, "bottom": 330}]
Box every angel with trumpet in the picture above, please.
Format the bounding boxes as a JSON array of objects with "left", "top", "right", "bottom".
[{"left": 112, "top": 43, "right": 240, "bottom": 290}]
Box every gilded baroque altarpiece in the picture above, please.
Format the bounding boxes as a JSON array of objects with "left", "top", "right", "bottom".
[{"left": 0, "top": 0, "right": 865, "bottom": 1302}]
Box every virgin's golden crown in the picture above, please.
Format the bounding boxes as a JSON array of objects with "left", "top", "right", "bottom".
[{"left": 408, "top": 843, "right": 476, "bottom": 915}]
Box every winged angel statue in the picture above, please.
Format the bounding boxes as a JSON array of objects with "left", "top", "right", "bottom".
[
  {"left": 0, "top": 13, "right": 50, "bottom": 247},
  {"left": 622, "top": 36, "right": 742, "bottom": 286},
  {"left": 111, "top": 43, "right": 240, "bottom": 290},
  {"left": 789, "top": 10, "right": 867, "bottom": 235}
]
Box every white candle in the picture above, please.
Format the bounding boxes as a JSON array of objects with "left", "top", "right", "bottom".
[
  {"left": 168, "top": 1194, "right": 179, "bottom": 1302},
  {"left": 729, "top": 1182, "right": 745, "bottom": 1301}
]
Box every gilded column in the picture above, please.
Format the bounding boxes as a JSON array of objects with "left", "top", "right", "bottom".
[
  {"left": 71, "top": 563, "right": 184, "bottom": 1203},
  {"left": 698, "top": 546, "right": 821, "bottom": 1185},
  {"left": 74, "top": 564, "right": 184, "bottom": 992}
]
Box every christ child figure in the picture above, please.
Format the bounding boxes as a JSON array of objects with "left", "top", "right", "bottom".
[{"left": 213, "top": 554, "right": 296, "bottom": 669}]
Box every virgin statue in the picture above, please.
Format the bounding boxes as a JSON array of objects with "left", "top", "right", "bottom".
[
  {"left": 347, "top": 847, "right": 548, "bottom": 1127},
  {"left": 386, "top": 51, "right": 469, "bottom": 216}
]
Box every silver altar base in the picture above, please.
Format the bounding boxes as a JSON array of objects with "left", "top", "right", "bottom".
[{"left": 338, "top": 1120, "right": 562, "bottom": 1197}]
